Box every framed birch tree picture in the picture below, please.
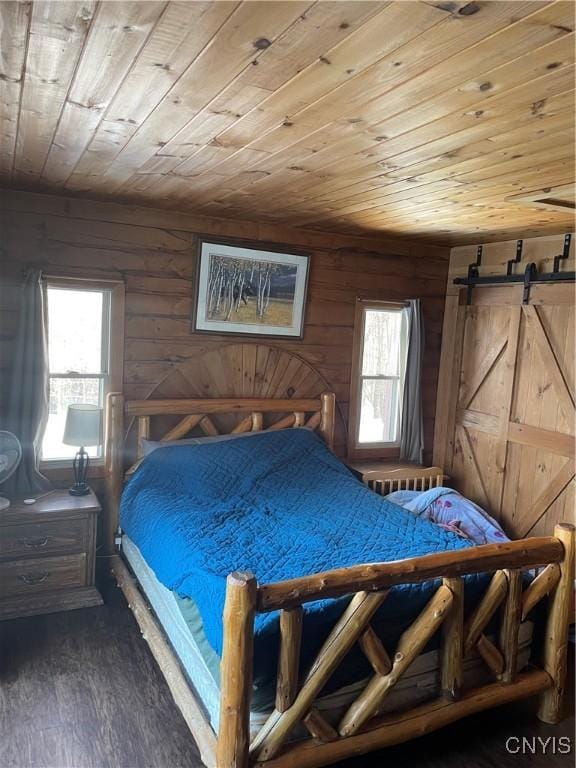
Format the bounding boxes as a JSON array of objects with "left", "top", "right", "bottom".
[{"left": 192, "top": 239, "right": 310, "bottom": 338}]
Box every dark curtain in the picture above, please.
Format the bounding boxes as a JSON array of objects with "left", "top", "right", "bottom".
[
  {"left": 4, "top": 270, "right": 51, "bottom": 497},
  {"left": 400, "top": 299, "right": 424, "bottom": 465}
]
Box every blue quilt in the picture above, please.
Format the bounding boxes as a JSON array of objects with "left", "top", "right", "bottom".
[{"left": 120, "top": 429, "right": 485, "bottom": 687}]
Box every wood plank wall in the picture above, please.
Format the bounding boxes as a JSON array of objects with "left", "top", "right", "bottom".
[
  {"left": 434, "top": 232, "right": 575, "bottom": 536},
  {"left": 0, "top": 189, "right": 449, "bottom": 460}
]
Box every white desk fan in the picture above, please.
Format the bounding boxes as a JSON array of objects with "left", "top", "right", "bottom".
[{"left": 0, "top": 431, "right": 22, "bottom": 511}]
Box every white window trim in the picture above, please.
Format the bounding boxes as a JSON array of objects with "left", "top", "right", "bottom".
[
  {"left": 41, "top": 276, "right": 124, "bottom": 470},
  {"left": 347, "top": 299, "right": 408, "bottom": 460}
]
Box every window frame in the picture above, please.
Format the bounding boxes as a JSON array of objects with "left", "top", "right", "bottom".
[
  {"left": 347, "top": 298, "right": 408, "bottom": 461},
  {"left": 41, "top": 276, "right": 124, "bottom": 473}
]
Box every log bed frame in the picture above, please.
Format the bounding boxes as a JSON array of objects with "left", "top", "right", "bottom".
[{"left": 104, "top": 391, "right": 574, "bottom": 768}]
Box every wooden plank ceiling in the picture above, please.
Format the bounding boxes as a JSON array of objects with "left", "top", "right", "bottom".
[{"left": 0, "top": 0, "right": 574, "bottom": 245}]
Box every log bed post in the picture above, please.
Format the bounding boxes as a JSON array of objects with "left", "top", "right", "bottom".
[
  {"left": 217, "top": 571, "right": 257, "bottom": 768},
  {"left": 441, "top": 576, "right": 464, "bottom": 700},
  {"left": 499, "top": 569, "right": 522, "bottom": 683},
  {"left": 319, "top": 392, "right": 335, "bottom": 452},
  {"left": 538, "top": 523, "right": 575, "bottom": 724},
  {"left": 276, "top": 607, "right": 303, "bottom": 712},
  {"left": 105, "top": 391, "right": 125, "bottom": 554},
  {"left": 136, "top": 415, "right": 150, "bottom": 458}
]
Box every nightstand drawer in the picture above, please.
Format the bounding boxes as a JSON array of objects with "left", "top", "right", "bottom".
[
  {"left": 0, "top": 554, "right": 87, "bottom": 598},
  {"left": 0, "top": 519, "right": 87, "bottom": 560}
]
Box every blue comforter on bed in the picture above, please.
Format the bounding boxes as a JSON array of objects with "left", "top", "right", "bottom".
[{"left": 120, "top": 428, "right": 486, "bottom": 678}]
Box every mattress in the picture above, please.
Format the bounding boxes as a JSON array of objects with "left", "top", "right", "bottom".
[{"left": 122, "top": 535, "right": 534, "bottom": 740}]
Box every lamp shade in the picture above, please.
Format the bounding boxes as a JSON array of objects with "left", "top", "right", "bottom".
[{"left": 62, "top": 404, "right": 102, "bottom": 447}]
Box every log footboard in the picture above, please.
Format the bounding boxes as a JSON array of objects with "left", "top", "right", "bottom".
[{"left": 218, "top": 524, "right": 574, "bottom": 768}]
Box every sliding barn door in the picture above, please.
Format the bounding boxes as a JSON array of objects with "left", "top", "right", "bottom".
[{"left": 435, "top": 283, "right": 574, "bottom": 537}]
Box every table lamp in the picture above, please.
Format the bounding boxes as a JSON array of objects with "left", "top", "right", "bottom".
[{"left": 62, "top": 404, "right": 102, "bottom": 496}]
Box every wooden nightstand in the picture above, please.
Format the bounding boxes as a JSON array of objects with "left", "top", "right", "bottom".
[{"left": 0, "top": 489, "right": 103, "bottom": 620}]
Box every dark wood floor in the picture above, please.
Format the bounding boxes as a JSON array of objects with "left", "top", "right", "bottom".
[{"left": 1, "top": 581, "right": 574, "bottom": 768}]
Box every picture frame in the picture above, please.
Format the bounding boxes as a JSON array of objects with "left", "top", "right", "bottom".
[{"left": 192, "top": 238, "right": 310, "bottom": 338}]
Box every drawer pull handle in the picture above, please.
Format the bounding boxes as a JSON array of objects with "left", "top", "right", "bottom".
[
  {"left": 19, "top": 536, "right": 50, "bottom": 549},
  {"left": 18, "top": 571, "right": 50, "bottom": 585}
]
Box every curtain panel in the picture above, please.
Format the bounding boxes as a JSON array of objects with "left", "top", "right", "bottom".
[
  {"left": 5, "top": 270, "right": 51, "bottom": 497},
  {"left": 400, "top": 299, "right": 424, "bottom": 464}
]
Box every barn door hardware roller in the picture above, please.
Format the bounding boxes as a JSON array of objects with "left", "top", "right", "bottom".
[
  {"left": 507, "top": 239, "right": 523, "bottom": 275},
  {"left": 553, "top": 233, "right": 572, "bottom": 273},
  {"left": 463, "top": 245, "right": 483, "bottom": 304},
  {"left": 454, "top": 233, "right": 574, "bottom": 304},
  {"left": 522, "top": 234, "right": 572, "bottom": 303},
  {"left": 522, "top": 262, "right": 538, "bottom": 304}
]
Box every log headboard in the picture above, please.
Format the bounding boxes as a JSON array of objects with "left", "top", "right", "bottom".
[{"left": 104, "top": 391, "right": 336, "bottom": 553}]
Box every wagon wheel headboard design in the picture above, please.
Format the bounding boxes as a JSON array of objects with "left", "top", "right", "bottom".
[{"left": 128, "top": 342, "right": 346, "bottom": 453}]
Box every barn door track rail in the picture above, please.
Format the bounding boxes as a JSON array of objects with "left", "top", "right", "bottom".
[{"left": 454, "top": 234, "right": 574, "bottom": 304}]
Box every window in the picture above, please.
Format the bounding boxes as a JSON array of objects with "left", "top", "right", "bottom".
[
  {"left": 348, "top": 300, "right": 408, "bottom": 457},
  {"left": 41, "top": 279, "right": 124, "bottom": 463}
]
